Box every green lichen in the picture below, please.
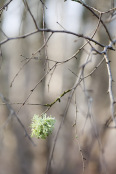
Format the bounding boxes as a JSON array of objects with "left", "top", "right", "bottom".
[{"left": 30, "top": 114, "right": 56, "bottom": 139}]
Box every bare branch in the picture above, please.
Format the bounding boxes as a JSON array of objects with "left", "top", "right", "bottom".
[
  {"left": 10, "top": 33, "right": 53, "bottom": 87},
  {"left": 22, "top": 0, "right": 38, "bottom": 29},
  {"left": 73, "top": 0, "right": 112, "bottom": 41},
  {"left": 0, "top": 0, "right": 13, "bottom": 12},
  {"left": 104, "top": 53, "right": 116, "bottom": 126},
  {"left": 0, "top": 28, "right": 107, "bottom": 48},
  {"left": 16, "top": 63, "right": 57, "bottom": 114},
  {"left": 0, "top": 93, "right": 35, "bottom": 146}
]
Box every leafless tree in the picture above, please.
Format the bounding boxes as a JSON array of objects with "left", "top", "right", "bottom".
[{"left": 0, "top": 0, "right": 116, "bottom": 174}]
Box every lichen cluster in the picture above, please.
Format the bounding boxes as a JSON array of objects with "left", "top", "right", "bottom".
[{"left": 30, "top": 114, "right": 56, "bottom": 139}]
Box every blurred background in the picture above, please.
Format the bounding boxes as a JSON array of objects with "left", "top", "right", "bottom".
[{"left": 0, "top": 0, "right": 116, "bottom": 174}]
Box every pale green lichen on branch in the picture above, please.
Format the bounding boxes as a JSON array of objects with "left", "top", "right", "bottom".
[{"left": 30, "top": 114, "right": 56, "bottom": 139}]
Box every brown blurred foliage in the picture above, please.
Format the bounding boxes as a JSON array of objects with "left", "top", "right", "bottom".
[{"left": 0, "top": 0, "right": 116, "bottom": 174}]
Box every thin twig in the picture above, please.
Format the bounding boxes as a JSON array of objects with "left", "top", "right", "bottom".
[
  {"left": 0, "top": 30, "right": 39, "bottom": 45},
  {"left": 0, "top": 93, "right": 35, "bottom": 146},
  {"left": 104, "top": 53, "right": 116, "bottom": 126},
  {"left": 45, "top": 65, "right": 85, "bottom": 173},
  {"left": 23, "top": 0, "right": 39, "bottom": 30},
  {"left": 0, "top": 0, "right": 13, "bottom": 11},
  {"left": 10, "top": 33, "right": 53, "bottom": 87},
  {"left": 0, "top": 28, "right": 107, "bottom": 48},
  {"left": 73, "top": 0, "right": 112, "bottom": 41},
  {"left": 74, "top": 94, "right": 85, "bottom": 174},
  {"left": 16, "top": 63, "right": 57, "bottom": 114},
  {"left": 40, "top": 0, "right": 48, "bottom": 9}
]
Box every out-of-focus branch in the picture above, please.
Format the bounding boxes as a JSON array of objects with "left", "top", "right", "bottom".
[
  {"left": 0, "top": 93, "right": 35, "bottom": 146},
  {"left": 17, "top": 63, "right": 57, "bottom": 114},
  {"left": 22, "top": 0, "right": 39, "bottom": 29},
  {"left": 0, "top": 0, "right": 13, "bottom": 11},
  {"left": 45, "top": 61, "right": 89, "bottom": 174},
  {"left": 40, "top": 0, "right": 47, "bottom": 9},
  {"left": 10, "top": 33, "right": 53, "bottom": 87}
]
